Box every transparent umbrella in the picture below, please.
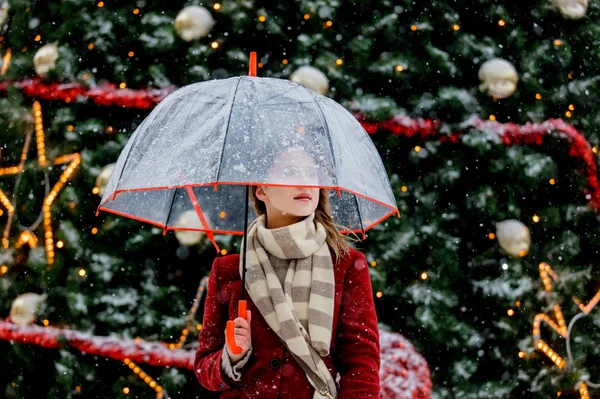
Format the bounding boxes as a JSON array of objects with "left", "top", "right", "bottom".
[{"left": 96, "top": 52, "right": 399, "bottom": 358}]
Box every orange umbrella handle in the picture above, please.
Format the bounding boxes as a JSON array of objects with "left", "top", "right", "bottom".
[{"left": 226, "top": 300, "right": 247, "bottom": 355}]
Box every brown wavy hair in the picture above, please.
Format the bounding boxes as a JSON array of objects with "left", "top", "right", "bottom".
[{"left": 249, "top": 186, "right": 361, "bottom": 264}]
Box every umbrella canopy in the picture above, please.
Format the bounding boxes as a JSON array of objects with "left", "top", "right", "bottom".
[{"left": 97, "top": 73, "right": 399, "bottom": 252}]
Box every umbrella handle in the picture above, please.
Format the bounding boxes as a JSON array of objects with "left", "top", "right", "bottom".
[{"left": 226, "top": 300, "right": 247, "bottom": 355}]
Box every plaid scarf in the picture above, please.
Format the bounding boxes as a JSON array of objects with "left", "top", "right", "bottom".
[{"left": 239, "top": 211, "right": 338, "bottom": 399}]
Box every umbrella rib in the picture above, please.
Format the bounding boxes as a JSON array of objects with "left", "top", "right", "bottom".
[
  {"left": 185, "top": 186, "right": 220, "bottom": 252},
  {"left": 111, "top": 111, "right": 154, "bottom": 197},
  {"left": 305, "top": 88, "right": 338, "bottom": 186},
  {"left": 162, "top": 187, "right": 179, "bottom": 232},
  {"left": 352, "top": 193, "right": 366, "bottom": 239},
  {"left": 215, "top": 77, "right": 243, "bottom": 183}
]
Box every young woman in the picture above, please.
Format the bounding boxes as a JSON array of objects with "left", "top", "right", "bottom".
[{"left": 194, "top": 148, "right": 381, "bottom": 399}]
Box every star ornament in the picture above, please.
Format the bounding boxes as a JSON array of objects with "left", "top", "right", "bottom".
[{"left": 0, "top": 101, "right": 80, "bottom": 265}]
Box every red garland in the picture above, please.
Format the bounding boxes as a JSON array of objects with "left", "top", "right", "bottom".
[
  {"left": 355, "top": 114, "right": 600, "bottom": 213},
  {"left": 1, "top": 78, "right": 598, "bottom": 212},
  {"left": 0, "top": 319, "right": 193, "bottom": 369},
  {"left": 0, "top": 319, "right": 431, "bottom": 398},
  {"left": 0, "top": 78, "right": 174, "bottom": 109}
]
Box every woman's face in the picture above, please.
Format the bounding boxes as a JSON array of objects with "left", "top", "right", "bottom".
[{"left": 256, "top": 149, "right": 320, "bottom": 218}]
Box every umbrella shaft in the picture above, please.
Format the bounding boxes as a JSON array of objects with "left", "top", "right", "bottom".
[{"left": 241, "top": 185, "right": 249, "bottom": 301}]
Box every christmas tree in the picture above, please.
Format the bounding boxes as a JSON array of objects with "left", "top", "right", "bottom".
[{"left": 1, "top": 0, "right": 600, "bottom": 398}]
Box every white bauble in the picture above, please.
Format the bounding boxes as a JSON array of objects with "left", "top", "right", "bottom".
[
  {"left": 289, "top": 66, "right": 329, "bottom": 95},
  {"left": 552, "top": 0, "right": 588, "bottom": 19},
  {"left": 174, "top": 6, "right": 215, "bottom": 42},
  {"left": 478, "top": 58, "right": 518, "bottom": 99},
  {"left": 95, "top": 163, "right": 115, "bottom": 197},
  {"left": 33, "top": 42, "right": 59, "bottom": 76},
  {"left": 0, "top": 1, "right": 9, "bottom": 26},
  {"left": 174, "top": 210, "right": 206, "bottom": 246},
  {"left": 10, "top": 293, "right": 47, "bottom": 325},
  {"left": 495, "top": 219, "right": 531, "bottom": 258}
]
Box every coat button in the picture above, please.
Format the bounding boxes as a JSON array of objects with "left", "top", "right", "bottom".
[{"left": 270, "top": 358, "right": 281, "bottom": 370}]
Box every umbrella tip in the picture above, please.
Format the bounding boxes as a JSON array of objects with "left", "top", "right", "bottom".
[{"left": 249, "top": 52, "right": 257, "bottom": 77}]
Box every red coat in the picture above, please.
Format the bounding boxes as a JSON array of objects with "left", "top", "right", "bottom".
[{"left": 194, "top": 247, "right": 381, "bottom": 398}]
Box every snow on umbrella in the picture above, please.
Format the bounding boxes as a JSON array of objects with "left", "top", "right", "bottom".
[{"left": 96, "top": 52, "right": 399, "bottom": 356}]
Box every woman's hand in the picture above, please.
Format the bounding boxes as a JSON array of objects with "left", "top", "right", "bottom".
[{"left": 224, "top": 310, "right": 252, "bottom": 364}]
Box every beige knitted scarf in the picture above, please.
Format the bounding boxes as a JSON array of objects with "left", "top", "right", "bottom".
[{"left": 239, "top": 211, "right": 338, "bottom": 399}]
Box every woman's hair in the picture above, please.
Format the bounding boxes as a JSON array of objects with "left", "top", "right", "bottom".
[{"left": 249, "top": 186, "right": 361, "bottom": 264}]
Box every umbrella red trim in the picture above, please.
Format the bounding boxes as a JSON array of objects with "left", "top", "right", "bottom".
[{"left": 98, "top": 181, "right": 399, "bottom": 215}]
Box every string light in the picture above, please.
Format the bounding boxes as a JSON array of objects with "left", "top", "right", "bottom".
[
  {"left": 335, "top": 58, "right": 343, "bottom": 66},
  {"left": 376, "top": 291, "right": 383, "bottom": 298},
  {"left": 119, "top": 82, "right": 127, "bottom": 89},
  {"left": 565, "top": 111, "right": 572, "bottom": 118},
  {"left": 488, "top": 233, "right": 496, "bottom": 240},
  {"left": 133, "top": 8, "right": 140, "bottom": 15},
  {"left": 420, "top": 272, "right": 428, "bottom": 280},
  {"left": 518, "top": 351, "right": 526, "bottom": 358},
  {"left": 213, "top": 3, "right": 221, "bottom": 11},
  {"left": 401, "top": 186, "right": 408, "bottom": 192},
  {"left": 91, "top": 227, "right": 98, "bottom": 234},
  {"left": 78, "top": 268, "right": 87, "bottom": 277},
  {"left": 395, "top": 65, "right": 404, "bottom": 72},
  {"left": 128, "top": 51, "right": 134, "bottom": 57},
  {"left": 324, "top": 20, "right": 333, "bottom": 28},
  {"left": 210, "top": 41, "right": 219, "bottom": 49},
  {"left": 498, "top": 20, "right": 506, "bottom": 26},
  {"left": 568, "top": 73, "right": 573, "bottom": 79},
  {"left": 554, "top": 39, "right": 562, "bottom": 46},
  {"left": 0, "top": 265, "right": 8, "bottom": 275},
  {"left": 1, "top": 48, "right": 11, "bottom": 76},
  {"left": 123, "top": 387, "right": 130, "bottom": 394},
  {"left": 56, "top": 240, "right": 64, "bottom": 248},
  {"left": 592, "top": 147, "right": 598, "bottom": 154},
  {"left": 532, "top": 214, "right": 540, "bottom": 223},
  {"left": 34, "top": 35, "right": 41, "bottom": 42},
  {"left": 489, "top": 115, "right": 496, "bottom": 121},
  {"left": 33, "top": 101, "right": 48, "bottom": 166},
  {"left": 371, "top": 261, "right": 377, "bottom": 267},
  {"left": 580, "top": 383, "right": 589, "bottom": 399},
  {"left": 549, "top": 178, "right": 556, "bottom": 185},
  {"left": 507, "top": 309, "right": 514, "bottom": 316},
  {"left": 282, "top": 59, "right": 288, "bottom": 65},
  {"left": 535, "top": 93, "right": 542, "bottom": 100},
  {"left": 219, "top": 211, "right": 226, "bottom": 218},
  {"left": 92, "top": 187, "right": 100, "bottom": 194},
  {"left": 97, "top": 1, "right": 104, "bottom": 7},
  {"left": 124, "top": 358, "right": 163, "bottom": 398},
  {"left": 258, "top": 15, "right": 266, "bottom": 22},
  {"left": 452, "top": 24, "right": 460, "bottom": 31},
  {"left": 532, "top": 262, "right": 567, "bottom": 368},
  {"left": 303, "top": 14, "right": 310, "bottom": 20},
  {"left": 569, "top": 104, "right": 575, "bottom": 111},
  {"left": 573, "top": 288, "right": 600, "bottom": 315},
  {"left": 410, "top": 25, "right": 417, "bottom": 31},
  {"left": 88, "top": 43, "right": 95, "bottom": 50},
  {"left": 414, "top": 146, "right": 421, "bottom": 152},
  {"left": 220, "top": 248, "right": 227, "bottom": 255},
  {"left": 44, "top": 150, "right": 81, "bottom": 264},
  {"left": 172, "top": 277, "right": 208, "bottom": 348},
  {"left": 43, "top": 319, "right": 49, "bottom": 326},
  {"left": 15, "top": 231, "right": 38, "bottom": 248}
]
